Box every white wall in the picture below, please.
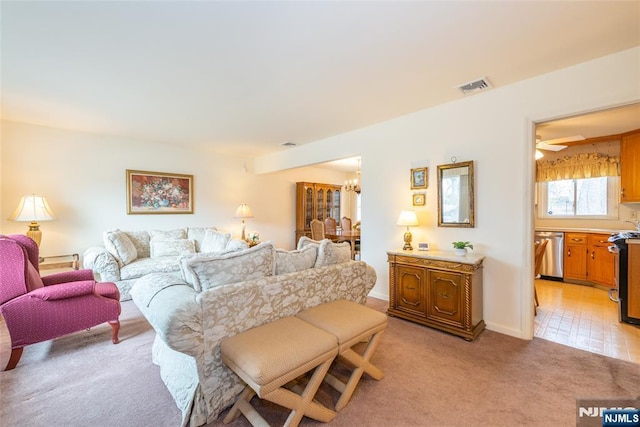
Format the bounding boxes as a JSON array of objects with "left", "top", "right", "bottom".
[
  {"left": 256, "top": 47, "right": 640, "bottom": 339},
  {"left": 0, "top": 121, "right": 349, "bottom": 256}
]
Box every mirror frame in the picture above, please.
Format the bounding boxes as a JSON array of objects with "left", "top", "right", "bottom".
[{"left": 437, "top": 160, "right": 475, "bottom": 228}]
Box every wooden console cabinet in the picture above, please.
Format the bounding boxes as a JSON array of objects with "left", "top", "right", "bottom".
[{"left": 387, "top": 250, "right": 485, "bottom": 341}]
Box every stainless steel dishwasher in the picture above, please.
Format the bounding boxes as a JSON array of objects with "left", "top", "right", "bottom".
[{"left": 534, "top": 231, "right": 564, "bottom": 280}]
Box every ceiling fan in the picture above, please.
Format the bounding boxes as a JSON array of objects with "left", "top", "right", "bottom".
[{"left": 535, "top": 135, "right": 585, "bottom": 152}]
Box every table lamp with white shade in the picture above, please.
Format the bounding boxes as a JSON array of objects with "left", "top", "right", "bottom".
[
  {"left": 234, "top": 203, "right": 254, "bottom": 241},
  {"left": 9, "top": 194, "right": 55, "bottom": 246},
  {"left": 397, "top": 210, "right": 419, "bottom": 251}
]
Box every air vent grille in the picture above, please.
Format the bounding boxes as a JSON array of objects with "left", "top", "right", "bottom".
[{"left": 457, "top": 77, "right": 492, "bottom": 95}]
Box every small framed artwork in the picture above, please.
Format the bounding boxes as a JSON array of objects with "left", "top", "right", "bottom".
[
  {"left": 412, "top": 192, "right": 426, "bottom": 206},
  {"left": 411, "top": 167, "right": 428, "bottom": 189},
  {"left": 126, "top": 169, "right": 194, "bottom": 214}
]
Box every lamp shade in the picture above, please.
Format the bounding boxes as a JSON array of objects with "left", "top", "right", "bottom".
[
  {"left": 396, "top": 210, "right": 418, "bottom": 227},
  {"left": 10, "top": 195, "right": 55, "bottom": 222},
  {"left": 234, "top": 203, "right": 254, "bottom": 219}
]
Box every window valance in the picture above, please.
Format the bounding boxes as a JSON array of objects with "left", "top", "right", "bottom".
[{"left": 536, "top": 153, "right": 620, "bottom": 182}]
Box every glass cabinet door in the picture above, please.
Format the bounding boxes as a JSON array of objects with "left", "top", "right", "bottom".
[
  {"left": 305, "top": 187, "right": 313, "bottom": 229},
  {"left": 316, "top": 189, "right": 324, "bottom": 220},
  {"left": 333, "top": 190, "right": 341, "bottom": 220},
  {"left": 326, "top": 190, "right": 333, "bottom": 219}
]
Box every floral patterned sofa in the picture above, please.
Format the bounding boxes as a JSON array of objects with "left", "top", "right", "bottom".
[
  {"left": 83, "top": 227, "right": 247, "bottom": 301},
  {"left": 130, "top": 238, "right": 377, "bottom": 427}
]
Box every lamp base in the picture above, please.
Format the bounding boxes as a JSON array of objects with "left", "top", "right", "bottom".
[
  {"left": 403, "top": 230, "right": 413, "bottom": 251},
  {"left": 26, "top": 222, "right": 42, "bottom": 246}
]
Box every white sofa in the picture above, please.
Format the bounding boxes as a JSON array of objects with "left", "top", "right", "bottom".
[
  {"left": 83, "top": 227, "right": 247, "bottom": 301},
  {"left": 130, "top": 238, "right": 377, "bottom": 427}
]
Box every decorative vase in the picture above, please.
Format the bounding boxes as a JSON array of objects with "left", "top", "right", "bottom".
[{"left": 454, "top": 248, "right": 467, "bottom": 256}]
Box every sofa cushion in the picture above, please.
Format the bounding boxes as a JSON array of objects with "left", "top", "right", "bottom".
[
  {"left": 124, "top": 231, "right": 151, "bottom": 258},
  {"left": 275, "top": 245, "right": 318, "bottom": 275},
  {"left": 150, "top": 239, "right": 196, "bottom": 258},
  {"left": 315, "top": 239, "right": 352, "bottom": 267},
  {"left": 200, "top": 229, "right": 232, "bottom": 253},
  {"left": 120, "top": 256, "right": 181, "bottom": 280},
  {"left": 179, "top": 241, "right": 276, "bottom": 292},
  {"left": 187, "top": 227, "right": 217, "bottom": 252},
  {"left": 297, "top": 236, "right": 322, "bottom": 250},
  {"left": 149, "top": 228, "right": 187, "bottom": 241},
  {"left": 104, "top": 229, "right": 138, "bottom": 266}
]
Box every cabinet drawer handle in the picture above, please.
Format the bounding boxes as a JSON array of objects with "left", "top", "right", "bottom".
[
  {"left": 438, "top": 292, "right": 450, "bottom": 299},
  {"left": 407, "top": 286, "right": 416, "bottom": 290},
  {"left": 571, "top": 238, "right": 583, "bottom": 242},
  {"left": 591, "top": 251, "right": 595, "bottom": 260},
  {"left": 567, "top": 249, "right": 571, "bottom": 257}
]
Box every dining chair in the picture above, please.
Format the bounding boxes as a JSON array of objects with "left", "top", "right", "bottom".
[
  {"left": 324, "top": 217, "right": 337, "bottom": 235},
  {"left": 533, "top": 239, "right": 549, "bottom": 315},
  {"left": 310, "top": 219, "right": 325, "bottom": 241},
  {"left": 340, "top": 217, "right": 352, "bottom": 231}
]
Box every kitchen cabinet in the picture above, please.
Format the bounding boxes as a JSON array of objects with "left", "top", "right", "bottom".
[
  {"left": 628, "top": 243, "right": 640, "bottom": 320},
  {"left": 387, "top": 250, "right": 485, "bottom": 341},
  {"left": 295, "top": 182, "right": 341, "bottom": 245},
  {"left": 563, "top": 232, "right": 615, "bottom": 288},
  {"left": 564, "top": 233, "right": 588, "bottom": 281},
  {"left": 620, "top": 130, "right": 640, "bottom": 203},
  {"left": 587, "top": 233, "right": 616, "bottom": 288}
]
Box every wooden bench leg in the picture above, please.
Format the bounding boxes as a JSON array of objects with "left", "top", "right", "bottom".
[
  {"left": 332, "top": 330, "right": 385, "bottom": 411},
  {"left": 223, "top": 387, "right": 259, "bottom": 425},
  {"left": 264, "top": 356, "right": 336, "bottom": 427}
]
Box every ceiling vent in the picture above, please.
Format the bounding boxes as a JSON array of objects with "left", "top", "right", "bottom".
[
  {"left": 456, "top": 77, "right": 492, "bottom": 95},
  {"left": 281, "top": 141, "right": 297, "bottom": 147}
]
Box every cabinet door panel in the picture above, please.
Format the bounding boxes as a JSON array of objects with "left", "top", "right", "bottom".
[
  {"left": 394, "top": 265, "right": 427, "bottom": 318},
  {"left": 621, "top": 131, "right": 640, "bottom": 202},
  {"left": 427, "top": 270, "right": 464, "bottom": 327},
  {"left": 564, "top": 244, "right": 588, "bottom": 280}
]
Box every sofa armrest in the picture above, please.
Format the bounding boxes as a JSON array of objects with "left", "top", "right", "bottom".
[
  {"left": 29, "top": 280, "right": 95, "bottom": 300},
  {"left": 83, "top": 245, "right": 120, "bottom": 282},
  {"left": 130, "top": 273, "right": 202, "bottom": 358},
  {"left": 42, "top": 269, "right": 95, "bottom": 286}
]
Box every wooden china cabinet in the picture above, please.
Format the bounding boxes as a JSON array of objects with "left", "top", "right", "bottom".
[
  {"left": 295, "top": 182, "right": 341, "bottom": 245},
  {"left": 387, "top": 250, "right": 485, "bottom": 341}
]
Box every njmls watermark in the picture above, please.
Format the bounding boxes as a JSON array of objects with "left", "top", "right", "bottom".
[{"left": 577, "top": 398, "right": 640, "bottom": 427}]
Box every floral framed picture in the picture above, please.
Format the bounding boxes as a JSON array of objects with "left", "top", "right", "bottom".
[
  {"left": 411, "top": 167, "right": 428, "bottom": 189},
  {"left": 126, "top": 170, "right": 194, "bottom": 214},
  {"left": 412, "top": 192, "right": 426, "bottom": 206}
]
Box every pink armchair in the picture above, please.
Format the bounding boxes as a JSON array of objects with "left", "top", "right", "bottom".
[{"left": 0, "top": 234, "right": 121, "bottom": 370}]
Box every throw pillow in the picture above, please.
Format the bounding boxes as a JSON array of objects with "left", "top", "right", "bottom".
[
  {"left": 25, "top": 260, "right": 44, "bottom": 292},
  {"left": 179, "top": 241, "right": 276, "bottom": 292},
  {"left": 225, "top": 239, "right": 249, "bottom": 252},
  {"left": 275, "top": 245, "right": 318, "bottom": 275},
  {"left": 149, "top": 228, "right": 187, "bottom": 241},
  {"left": 200, "top": 229, "right": 232, "bottom": 253},
  {"left": 297, "top": 236, "right": 322, "bottom": 250},
  {"left": 187, "top": 227, "right": 217, "bottom": 252},
  {"left": 103, "top": 229, "right": 138, "bottom": 266},
  {"left": 315, "top": 239, "right": 352, "bottom": 267},
  {"left": 150, "top": 239, "right": 196, "bottom": 257}
]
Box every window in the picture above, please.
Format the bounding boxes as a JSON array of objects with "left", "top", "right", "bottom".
[{"left": 537, "top": 177, "right": 619, "bottom": 219}]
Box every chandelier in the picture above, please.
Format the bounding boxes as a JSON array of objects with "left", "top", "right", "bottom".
[{"left": 344, "top": 160, "right": 361, "bottom": 194}]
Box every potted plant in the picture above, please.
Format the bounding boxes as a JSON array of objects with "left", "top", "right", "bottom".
[{"left": 452, "top": 241, "right": 473, "bottom": 256}]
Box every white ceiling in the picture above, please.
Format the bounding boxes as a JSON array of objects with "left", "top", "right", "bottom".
[{"left": 2, "top": 1, "right": 639, "bottom": 159}]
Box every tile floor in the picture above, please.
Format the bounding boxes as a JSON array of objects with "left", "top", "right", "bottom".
[{"left": 534, "top": 278, "right": 640, "bottom": 364}]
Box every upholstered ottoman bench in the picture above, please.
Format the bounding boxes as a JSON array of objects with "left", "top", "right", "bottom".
[
  {"left": 296, "top": 299, "right": 387, "bottom": 411},
  {"left": 220, "top": 316, "right": 338, "bottom": 427}
]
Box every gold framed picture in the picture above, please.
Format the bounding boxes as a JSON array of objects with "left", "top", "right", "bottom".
[
  {"left": 411, "top": 167, "right": 428, "bottom": 189},
  {"left": 126, "top": 169, "right": 194, "bottom": 214},
  {"left": 413, "top": 192, "right": 426, "bottom": 206}
]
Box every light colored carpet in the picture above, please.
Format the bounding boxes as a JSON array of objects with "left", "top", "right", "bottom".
[{"left": 1, "top": 298, "right": 638, "bottom": 426}]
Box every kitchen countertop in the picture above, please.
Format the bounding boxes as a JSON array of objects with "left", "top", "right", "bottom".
[{"left": 535, "top": 227, "right": 638, "bottom": 234}]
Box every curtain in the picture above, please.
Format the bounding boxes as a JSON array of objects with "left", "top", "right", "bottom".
[{"left": 536, "top": 153, "right": 620, "bottom": 182}]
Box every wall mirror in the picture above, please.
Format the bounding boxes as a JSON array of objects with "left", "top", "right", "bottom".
[{"left": 437, "top": 160, "right": 475, "bottom": 228}]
